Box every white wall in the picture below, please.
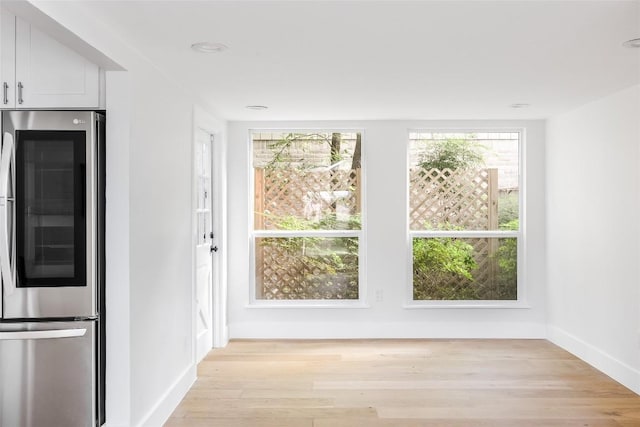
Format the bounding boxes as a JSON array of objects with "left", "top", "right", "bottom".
[
  {"left": 16, "top": 1, "right": 227, "bottom": 425},
  {"left": 126, "top": 63, "right": 196, "bottom": 426},
  {"left": 228, "top": 120, "right": 546, "bottom": 339},
  {"left": 103, "top": 70, "right": 132, "bottom": 427},
  {"left": 546, "top": 85, "right": 640, "bottom": 393}
]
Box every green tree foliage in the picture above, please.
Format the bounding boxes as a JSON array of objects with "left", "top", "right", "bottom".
[
  {"left": 414, "top": 238, "right": 476, "bottom": 281},
  {"left": 412, "top": 232, "right": 478, "bottom": 300},
  {"left": 418, "top": 138, "right": 485, "bottom": 171},
  {"left": 498, "top": 192, "right": 519, "bottom": 227},
  {"left": 494, "top": 219, "right": 518, "bottom": 299}
]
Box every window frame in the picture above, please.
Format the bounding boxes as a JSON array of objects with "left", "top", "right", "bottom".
[
  {"left": 405, "top": 128, "right": 527, "bottom": 308},
  {"left": 248, "top": 128, "right": 367, "bottom": 308}
]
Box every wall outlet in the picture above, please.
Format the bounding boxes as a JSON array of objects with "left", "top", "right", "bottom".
[{"left": 375, "top": 289, "right": 384, "bottom": 303}]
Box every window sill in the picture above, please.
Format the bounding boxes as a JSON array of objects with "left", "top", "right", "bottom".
[{"left": 403, "top": 300, "right": 531, "bottom": 309}]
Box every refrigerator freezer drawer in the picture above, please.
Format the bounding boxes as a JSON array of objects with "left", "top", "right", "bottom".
[{"left": 0, "top": 321, "right": 96, "bottom": 427}]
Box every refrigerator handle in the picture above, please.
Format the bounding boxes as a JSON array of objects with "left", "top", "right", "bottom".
[
  {"left": 0, "top": 132, "right": 15, "bottom": 295},
  {"left": 0, "top": 328, "right": 87, "bottom": 340}
]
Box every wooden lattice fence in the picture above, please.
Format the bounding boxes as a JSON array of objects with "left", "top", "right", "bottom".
[
  {"left": 254, "top": 166, "right": 506, "bottom": 300},
  {"left": 254, "top": 168, "right": 360, "bottom": 299},
  {"left": 409, "top": 168, "right": 498, "bottom": 230},
  {"left": 254, "top": 168, "right": 361, "bottom": 230},
  {"left": 410, "top": 167, "right": 505, "bottom": 299},
  {"left": 256, "top": 236, "right": 359, "bottom": 300}
]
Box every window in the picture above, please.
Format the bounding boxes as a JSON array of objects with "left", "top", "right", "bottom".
[
  {"left": 251, "top": 131, "right": 362, "bottom": 302},
  {"left": 408, "top": 131, "right": 520, "bottom": 302}
]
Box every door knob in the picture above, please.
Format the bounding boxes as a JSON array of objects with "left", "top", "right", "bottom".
[{"left": 210, "top": 246, "right": 218, "bottom": 253}]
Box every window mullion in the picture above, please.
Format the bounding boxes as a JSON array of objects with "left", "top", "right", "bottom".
[
  {"left": 254, "top": 229, "right": 361, "bottom": 238},
  {"left": 410, "top": 230, "right": 519, "bottom": 239}
]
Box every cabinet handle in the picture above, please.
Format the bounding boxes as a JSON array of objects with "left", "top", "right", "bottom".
[
  {"left": 17, "top": 82, "right": 23, "bottom": 105},
  {"left": 2, "top": 82, "right": 7, "bottom": 105}
]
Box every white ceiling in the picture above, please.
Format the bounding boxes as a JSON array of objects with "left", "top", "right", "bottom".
[{"left": 80, "top": 0, "right": 639, "bottom": 121}]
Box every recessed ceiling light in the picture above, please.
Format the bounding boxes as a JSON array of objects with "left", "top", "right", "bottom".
[
  {"left": 510, "top": 103, "right": 530, "bottom": 109},
  {"left": 190, "top": 42, "right": 228, "bottom": 53},
  {"left": 246, "top": 105, "right": 269, "bottom": 111},
  {"left": 623, "top": 38, "right": 640, "bottom": 48}
]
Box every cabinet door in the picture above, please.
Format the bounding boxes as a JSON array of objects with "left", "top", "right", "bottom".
[
  {"left": 15, "top": 18, "right": 99, "bottom": 109},
  {"left": 0, "top": 10, "right": 16, "bottom": 108}
]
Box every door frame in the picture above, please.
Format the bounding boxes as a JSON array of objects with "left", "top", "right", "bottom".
[{"left": 191, "top": 106, "right": 227, "bottom": 365}]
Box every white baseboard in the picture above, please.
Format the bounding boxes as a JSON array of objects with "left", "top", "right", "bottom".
[
  {"left": 230, "top": 321, "right": 546, "bottom": 339},
  {"left": 547, "top": 325, "right": 640, "bottom": 395},
  {"left": 136, "top": 364, "right": 196, "bottom": 427}
]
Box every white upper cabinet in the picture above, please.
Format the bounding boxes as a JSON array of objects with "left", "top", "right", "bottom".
[
  {"left": 1, "top": 10, "right": 16, "bottom": 108},
  {"left": 1, "top": 12, "right": 100, "bottom": 109}
]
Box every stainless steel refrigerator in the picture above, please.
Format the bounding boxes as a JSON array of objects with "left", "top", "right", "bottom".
[{"left": 0, "top": 111, "right": 105, "bottom": 427}]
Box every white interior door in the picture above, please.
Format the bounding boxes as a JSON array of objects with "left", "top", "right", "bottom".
[{"left": 195, "top": 129, "right": 214, "bottom": 362}]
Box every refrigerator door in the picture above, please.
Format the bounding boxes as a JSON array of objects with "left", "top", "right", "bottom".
[
  {"left": 1, "top": 111, "right": 97, "bottom": 319},
  {"left": 0, "top": 320, "right": 96, "bottom": 427}
]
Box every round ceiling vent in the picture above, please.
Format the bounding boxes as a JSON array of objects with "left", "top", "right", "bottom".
[{"left": 190, "top": 42, "right": 228, "bottom": 53}]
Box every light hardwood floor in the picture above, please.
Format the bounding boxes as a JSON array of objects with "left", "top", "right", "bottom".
[{"left": 165, "top": 340, "right": 640, "bottom": 427}]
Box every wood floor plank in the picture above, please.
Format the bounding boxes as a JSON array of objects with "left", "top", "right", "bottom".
[
  {"left": 165, "top": 417, "right": 313, "bottom": 427},
  {"left": 165, "top": 339, "right": 640, "bottom": 426},
  {"left": 312, "top": 418, "right": 626, "bottom": 427}
]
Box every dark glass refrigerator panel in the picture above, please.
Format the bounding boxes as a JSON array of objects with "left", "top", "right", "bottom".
[{"left": 15, "top": 130, "right": 86, "bottom": 287}]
